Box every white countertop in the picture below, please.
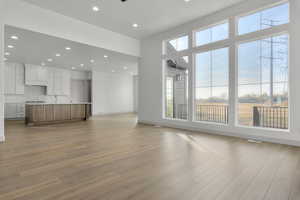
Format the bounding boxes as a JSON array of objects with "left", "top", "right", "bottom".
[{"left": 25, "top": 103, "right": 92, "bottom": 105}]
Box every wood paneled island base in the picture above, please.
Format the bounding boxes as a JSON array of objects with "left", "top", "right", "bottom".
[{"left": 25, "top": 103, "right": 91, "bottom": 126}]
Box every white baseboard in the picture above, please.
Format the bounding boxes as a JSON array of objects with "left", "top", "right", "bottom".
[
  {"left": 93, "top": 112, "right": 136, "bottom": 116},
  {"left": 0, "top": 135, "right": 5, "bottom": 143},
  {"left": 138, "top": 120, "right": 300, "bottom": 147}
]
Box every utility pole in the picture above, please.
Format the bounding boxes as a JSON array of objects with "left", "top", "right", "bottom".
[
  {"left": 261, "top": 19, "right": 282, "bottom": 106},
  {"left": 270, "top": 20, "right": 274, "bottom": 105}
]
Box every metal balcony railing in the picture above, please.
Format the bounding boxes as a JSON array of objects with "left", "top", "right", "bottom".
[
  {"left": 195, "top": 104, "right": 228, "bottom": 124},
  {"left": 253, "top": 106, "right": 288, "bottom": 129}
]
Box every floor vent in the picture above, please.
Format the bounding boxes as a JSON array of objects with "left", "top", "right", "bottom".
[{"left": 247, "top": 139, "right": 263, "bottom": 144}]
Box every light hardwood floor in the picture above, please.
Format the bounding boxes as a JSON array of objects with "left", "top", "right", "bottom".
[{"left": 1, "top": 114, "right": 300, "bottom": 200}]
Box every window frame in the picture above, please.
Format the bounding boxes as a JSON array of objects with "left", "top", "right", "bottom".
[
  {"left": 162, "top": 55, "right": 190, "bottom": 122},
  {"left": 235, "top": 32, "right": 290, "bottom": 131},
  {"left": 161, "top": 1, "right": 291, "bottom": 132},
  {"left": 192, "top": 46, "right": 230, "bottom": 125}
]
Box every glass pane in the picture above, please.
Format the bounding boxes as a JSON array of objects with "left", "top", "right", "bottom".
[
  {"left": 212, "top": 48, "right": 229, "bottom": 86},
  {"left": 238, "top": 39, "right": 272, "bottom": 85},
  {"left": 238, "top": 3, "right": 289, "bottom": 35},
  {"left": 167, "top": 35, "right": 189, "bottom": 53},
  {"left": 164, "top": 57, "right": 189, "bottom": 120},
  {"left": 238, "top": 34, "right": 289, "bottom": 129},
  {"left": 195, "top": 52, "right": 211, "bottom": 87},
  {"left": 194, "top": 48, "right": 229, "bottom": 124},
  {"left": 195, "top": 22, "right": 229, "bottom": 46}
]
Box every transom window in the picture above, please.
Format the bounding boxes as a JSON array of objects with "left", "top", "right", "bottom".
[
  {"left": 238, "top": 3, "right": 289, "bottom": 35},
  {"left": 194, "top": 22, "right": 229, "bottom": 46},
  {"left": 166, "top": 35, "right": 189, "bottom": 53}
]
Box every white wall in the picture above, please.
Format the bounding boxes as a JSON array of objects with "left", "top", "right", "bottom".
[
  {"left": 3, "top": 0, "right": 140, "bottom": 57},
  {"left": 71, "top": 71, "right": 91, "bottom": 81},
  {"left": 92, "top": 71, "right": 134, "bottom": 115},
  {"left": 133, "top": 75, "right": 139, "bottom": 112},
  {"left": 0, "top": 0, "right": 4, "bottom": 142},
  {"left": 139, "top": 0, "right": 300, "bottom": 146},
  {"left": 71, "top": 80, "right": 91, "bottom": 103}
]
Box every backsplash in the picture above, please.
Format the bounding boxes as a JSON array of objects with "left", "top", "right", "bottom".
[{"left": 5, "top": 85, "right": 72, "bottom": 104}]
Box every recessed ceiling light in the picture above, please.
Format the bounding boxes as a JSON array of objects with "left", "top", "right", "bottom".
[
  {"left": 41, "top": 62, "right": 46, "bottom": 66},
  {"left": 80, "top": 64, "right": 84, "bottom": 67},
  {"left": 65, "top": 47, "right": 71, "bottom": 50},
  {"left": 184, "top": 0, "right": 191, "bottom": 2},
  {"left": 90, "top": 59, "right": 95, "bottom": 63},
  {"left": 92, "top": 6, "right": 99, "bottom": 12},
  {"left": 47, "top": 58, "right": 53, "bottom": 62},
  {"left": 132, "top": 23, "right": 139, "bottom": 28},
  {"left": 104, "top": 55, "right": 108, "bottom": 58},
  {"left": 11, "top": 35, "right": 19, "bottom": 40},
  {"left": 124, "top": 66, "right": 128, "bottom": 70},
  {"left": 4, "top": 52, "right": 10, "bottom": 56},
  {"left": 7, "top": 45, "right": 14, "bottom": 49},
  {"left": 72, "top": 67, "right": 76, "bottom": 70},
  {"left": 55, "top": 53, "right": 61, "bottom": 57}
]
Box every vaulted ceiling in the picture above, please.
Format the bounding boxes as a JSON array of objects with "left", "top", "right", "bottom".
[{"left": 22, "top": 0, "right": 247, "bottom": 39}]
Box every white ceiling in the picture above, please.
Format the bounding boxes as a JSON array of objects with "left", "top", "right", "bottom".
[
  {"left": 22, "top": 0, "right": 247, "bottom": 39},
  {"left": 4, "top": 25, "right": 139, "bottom": 75}
]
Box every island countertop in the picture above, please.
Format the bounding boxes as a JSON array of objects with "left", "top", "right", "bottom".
[
  {"left": 25, "top": 103, "right": 92, "bottom": 126},
  {"left": 25, "top": 102, "right": 92, "bottom": 105}
]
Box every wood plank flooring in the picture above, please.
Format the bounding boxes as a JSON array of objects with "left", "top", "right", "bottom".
[{"left": 1, "top": 113, "right": 300, "bottom": 200}]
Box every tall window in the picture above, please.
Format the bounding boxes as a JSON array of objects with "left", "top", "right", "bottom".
[
  {"left": 162, "top": 2, "right": 290, "bottom": 131},
  {"left": 164, "top": 56, "right": 189, "bottom": 120},
  {"left": 238, "top": 34, "right": 289, "bottom": 129},
  {"left": 194, "top": 48, "right": 229, "bottom": 124}
]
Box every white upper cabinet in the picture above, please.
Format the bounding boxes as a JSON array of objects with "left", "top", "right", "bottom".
[
  {"left": 4, "top": 62, "right": 25, "bottom": 95},
  {"left": 47, "top": 68, "right": 55, "bottom": 96},
  {"left": 25, "top": 64, "right": 48, "bottom": 86},
  {"left": 46, "top": 68, "right": 70, "bottom": 96},
  {"left": 15, "top": 63, "right": 25, "bottom": 94}
]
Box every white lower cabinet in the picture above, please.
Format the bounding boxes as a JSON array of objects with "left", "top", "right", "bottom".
[{"left": 5, "top": 103, "right": 25, "bottom": 119}]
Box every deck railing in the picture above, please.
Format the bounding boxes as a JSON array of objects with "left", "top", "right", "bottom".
[
  {"left": 195, "top": 104, "right": 228, "bottom": 124},
  {"left": 176, "top": 104, "right": 188, "bottom": 120},
  {"left": 167, "top": 104, "right": 288, "bottom": 129},
  {"left": 253, "top": 106, "right": 288, "bottom": 129}
]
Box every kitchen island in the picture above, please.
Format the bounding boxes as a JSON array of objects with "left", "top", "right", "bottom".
[{"left": 25, "top": 103, "right": 91, "bottom": 126}]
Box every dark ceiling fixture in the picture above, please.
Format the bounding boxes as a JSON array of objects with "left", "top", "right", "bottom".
[
  {"left": 121, "top": 0, "right": 127, "bottom": 2},
  {"left": 167, "top": 59, "right": 186, "bottom": 71}
]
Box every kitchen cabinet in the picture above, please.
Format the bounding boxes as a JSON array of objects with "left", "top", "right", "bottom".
[
  {"left": 5, "top": 103, "right": 25, "bottom": 119},
  {"left": 4, "top": 62, "right": 25, "bottom": 95},
  {"left": 47, "top": 68, "right": 70, "bottom": 96},
  {"left": 25, "top": 64, "right": 48, "bottom": 86}
]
